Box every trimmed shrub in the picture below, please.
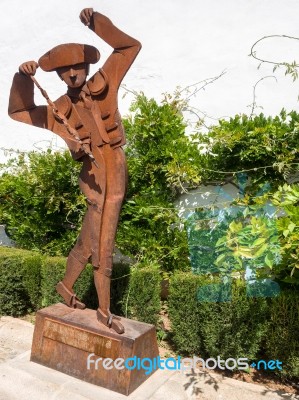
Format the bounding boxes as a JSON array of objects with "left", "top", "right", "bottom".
[
  {"left": 168, "top": 272, "right": 205, "bottom": 354},
  {"left": 41, "top": 257, "right": 98, "bottom": 309},
  {"left": 40, "top": 256, "right": 66, "bottom": 307},
  {"left": 0, "top": 248, "right": 160, "bottom": 326},
  {"left": 197, "top": 280, "right": 269, "bottom": 361},
  {"left": 124, "top": 264, "right": 161, "bottom": 326},
  {"left": 111, "top": 263, "right": 131, "bottom": 316},
  {"left": 265, "top": 288, "right": 299, "bottom": 379},
  {"left": 40, "top": 256, "right": 131, "bottom": 312},
  {"left": 169, "top": 272, "right": 269, "bottom": 360},
  {"left": 22, "top": 253, "right": 43, "bottom": 310},
  {"left": 0, "top": 247, "right": 40, "bottom": 316}
]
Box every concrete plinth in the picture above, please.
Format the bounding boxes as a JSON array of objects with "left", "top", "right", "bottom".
[{"left": 30, "top": 303, "right": 159, "bottom": 396}]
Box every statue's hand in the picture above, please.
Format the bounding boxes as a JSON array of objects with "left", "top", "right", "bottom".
[
  {"left": 79, "top": 8, "right": 94, "bottom": 26},
  {"left": 19, "top": 61, "right": 39, "bottom": 76}
]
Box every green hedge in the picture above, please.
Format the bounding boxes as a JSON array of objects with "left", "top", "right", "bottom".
[
  {"left": 265, "top": 289, "right": 299, "bottom": 379},
  {"left": 21, "top": 253, "right": 43, "bottom": 309},
  {"left": 111, "top": 263, "right": 131, "bottom": 316},
  {"left": 169, "top": 272, "right": 269, "bottom": 359},
  {"left": 124, "top": 264, "right": 161, "bottom": 326},
  {"left": 196, "top": 280, "right": 269, "bottom": 361},
  {"left": 169, "top": 272, "right": 299, "bottom": 379},
  {"left": 40, "top": 256, "right": 131, "bottom": 312},
  {"left": 0, "top": 247, "right": 40, "bottom": 316},
  {"left": 168, "top": 272, "right": 204, "bottom": 354},
  {"left": 0, "top": 247, "right": 161, "bottom": 326},
  {"left": 40, "top": 256, "right": 97, "bottom": 309},
  {"left": 1, "top": 247, "right": 298, "bottom": 378}
]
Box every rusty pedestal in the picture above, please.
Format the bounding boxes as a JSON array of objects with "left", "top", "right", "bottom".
[{"left": 31, "top": 303, "right": 159, "bottom": 395}]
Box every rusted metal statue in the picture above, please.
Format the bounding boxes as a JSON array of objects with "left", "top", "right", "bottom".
[{"left": 8, "top": 8, "right": 141, "bottom": 334}]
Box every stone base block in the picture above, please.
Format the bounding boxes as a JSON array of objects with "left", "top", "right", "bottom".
[{"left": 30, "top": 303, "right": 159, "bottom": 395}]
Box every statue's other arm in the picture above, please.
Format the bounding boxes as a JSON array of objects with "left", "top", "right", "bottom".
[
  {"left": 8, "top": 62, "right": 85, "bottom": 160},
  {"left": 8, "top": 62, "right": 49, "bottom": 128}
]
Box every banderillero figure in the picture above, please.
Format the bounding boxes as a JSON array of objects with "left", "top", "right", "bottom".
[{"left": 8, "top": 8, "right": 141, "bottom": 334}]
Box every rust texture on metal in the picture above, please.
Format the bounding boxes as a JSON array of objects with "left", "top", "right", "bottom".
[
  {"left": 43, "top": 318, "right": 120, "bottom": 359},
  {"left": 31, "top": 304, "right": 159, "bottom": 395},
  {"left": 8, "top": 8, "right": 142, "bottom": 334}
]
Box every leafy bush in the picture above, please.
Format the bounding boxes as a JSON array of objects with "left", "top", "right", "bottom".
[
  {"left": 118, "top": 93, "right": 201, "bottom": 271},
  {"left": 168, "top": 272, "right": 206, "bottom": 354},
  {"left": 2, "top": 98, "right": 299, "bottom": 285},
  {"left": 265, "top": 288, "right": 299, "bottom": 379},
  {"left": 0, "top": 151, "right": 85, "bottom": 256},
  {"left": 0, "top": 247, "right": 160, "bottom": 325},
  {"left": 0, "top": 247, "right": 39, "bottom": 316},
  {"left": 186, "top": 110, "right": 299, "bottom": 284},
  {"left": 0, "top": 93, "right": 202, "bottom": 272},
  {"left": 123, "top": 263, "right": 161, "bottom": 326},
  {"left": 198, "top": 110, "right": 299, "bottom": 187},
  {"left": 169, "top": 272, "right": 269, "bottom": 360}
]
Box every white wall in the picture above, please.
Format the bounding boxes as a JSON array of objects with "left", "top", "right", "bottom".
[{"left": 2, "top": 0, "right": 299, "bottom": 161}]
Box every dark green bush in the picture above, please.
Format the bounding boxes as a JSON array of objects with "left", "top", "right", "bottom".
[
  {"left": 22, "top": 253, "right": 43, "bottom": 309},
  {"left": 265, "top": 288, "right": 299, "bottom": 379},
  {"left": 169, "top": 272, "right": 269, "bottom": 360},
  {"left": 111, "top": 263, "right": 131, "bottom": 316},
  {"left": 0, "top": 247, "right": 40, "bottom": 316},
  {"left": 0, "top": 247, "right": 158, "bottom": 322},
  {"left": 124, "top": 263, "right": 161, "bottom": 326},
  {"left": 40, "top": 255, "right": 66, "bottom": 307},
  {"left": 0, "top": 248, "right": 133, "bottom": 316},
  {"left": 168, "top": 272, "right": 205, "bottom": 354},
  {"left": 40, "top": 256, "right": 132, "bottom": 312},
  {"left": 40, "top": 257, "right": 97, "bottom": 309},
  {"left": 197, "top": 280, "right": 269, "bottom": 361}
]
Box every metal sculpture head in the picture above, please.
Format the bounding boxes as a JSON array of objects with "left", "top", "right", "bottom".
[
  {"left": 38, "top": 43, "right": 100, "bottom": 89},
  {"left": 38, "top": 43, "right": 100, "bottom": 71}
]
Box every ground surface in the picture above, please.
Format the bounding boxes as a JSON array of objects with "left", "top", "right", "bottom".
[{"left": 0, "top": 313, "right": 295, "bottom": 399}]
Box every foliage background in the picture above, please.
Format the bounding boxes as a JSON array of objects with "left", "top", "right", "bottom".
[
  {"left": 0, "top": 90, "right": 298, "bottom": 381},
  {"left": 1, "top": 95, "right": 299, "bottom": 285}
]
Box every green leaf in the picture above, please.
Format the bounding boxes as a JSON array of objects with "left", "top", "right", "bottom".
[
  {"left": 252, "top": 237, "right": 267, "bottom": 247},
  {"left": 265, "top": 253, "right": 274, "bottom": 268},
  {"left": 283, "top": 230, "right": 290, "bottom": 237},
  {"left": 229, "top": 221, "right": 242, "bottom": 233},
  {"left": 215, "top": 236, "right": 227, "bottom": 247},
  {"left": 215, "top": 253, "right": 226, "bottom": 266}
]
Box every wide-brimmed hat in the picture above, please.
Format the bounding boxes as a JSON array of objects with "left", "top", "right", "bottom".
[{"left": 38, "top": 43, "right": 100, "bottom": 72}]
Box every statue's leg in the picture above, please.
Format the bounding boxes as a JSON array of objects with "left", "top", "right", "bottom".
[
  {"left": 94, "top": 269, "right": 126, "bottom": 333},
  {"left": 98, "top": 146, "right": 127, "bottom": 277},
  {"left": 56, "top": 208, "right": 92, "bottom": 309},
  {"left": 56, "top": 151, "right": 106, "bottom": 310},
  {"left": 94, "top": 146, "right": 127, "bottom": 334}
]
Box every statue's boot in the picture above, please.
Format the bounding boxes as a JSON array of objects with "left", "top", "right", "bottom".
[
  {"left": 56, "top": 249, "right": 87, "bottom": 309},
  {"left": 94, "top": 262, "right": 124, "bottom": 334}
]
